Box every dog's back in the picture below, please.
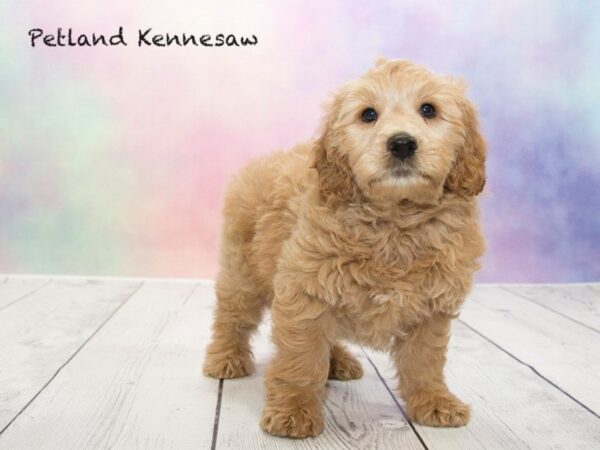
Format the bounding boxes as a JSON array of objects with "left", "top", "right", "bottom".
[{"left": 218, "top": 143, "right": 314, "bottom": 296}]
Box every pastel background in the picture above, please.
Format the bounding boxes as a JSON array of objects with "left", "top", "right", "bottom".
[{"left": 1, "top": 0, "right": 599, "bottom": 281}]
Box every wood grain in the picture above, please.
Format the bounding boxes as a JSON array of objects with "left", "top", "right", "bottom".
[
  {"left": 461, "top": 284, "right": 600, "bottom": 415},
  {"left": 365, "top": 319, "right": 600, "bottom": 449},
  {"left": 0, "top": 278, "right": 140, "bottom": 432},
  {"left": 0, "top": 277, "right": 50, "bottom": 310},
  {"left": 502, "top": 283, "right": 600, "bottom": 332},
  {"left": 1, "top": 279, "right": 599, "bottom": 449},
  {"left": 215, "top": 321, "right": 425, "bottom": 450},
  {"left": 0, "top": 281, "right": 219, "bottom": 450}
]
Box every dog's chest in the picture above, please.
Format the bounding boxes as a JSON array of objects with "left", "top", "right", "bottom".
[{"left": 329, "top": 218, "right": 477, "bottom": 348}]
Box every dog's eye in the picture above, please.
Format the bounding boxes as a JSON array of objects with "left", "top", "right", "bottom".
[
  {"left": 361, "top": 108, "right": 378, "bottom": 123},
  {"left": 419, "top": 103, "right": 436, "bottom": 118}
]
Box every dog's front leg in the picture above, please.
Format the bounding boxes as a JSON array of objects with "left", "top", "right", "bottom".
[
  {"left": 392, "top": 314, "right": 470, "bottom": 427},
  {"left": 260, "top": 284, "right": 333, "bottom": 438}
]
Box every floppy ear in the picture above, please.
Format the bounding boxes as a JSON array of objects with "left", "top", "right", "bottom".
[
  {"left": 311, "top": 96, "right": 356, "bottom": 204},
  {"left": 445, "top": 97, "right": 486, "bottom": 197}
]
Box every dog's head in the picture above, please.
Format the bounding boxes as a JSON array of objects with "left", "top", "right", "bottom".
[{"left": 312, "top": 59, "right": 486, "bottom": 205}]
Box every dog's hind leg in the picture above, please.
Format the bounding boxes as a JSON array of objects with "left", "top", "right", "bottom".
[
  {"left": 328, "top": 343, "right": 363, "bottom": 380},
  {"left": 203, "top": 267, "right": 267, "bottom": 379}
]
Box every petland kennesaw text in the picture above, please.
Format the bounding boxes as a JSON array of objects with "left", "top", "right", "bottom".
[{"left": 28, "top": 27, "right": 258, "bottom": 48}]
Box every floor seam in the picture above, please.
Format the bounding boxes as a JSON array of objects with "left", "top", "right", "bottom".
[
  {"left": 499, "top": 285, "right": 600, "bottom": 334},
  {"left": 361, "top": 348, "right": 429, "bottom": 450},
  {"left": 458, "top": 319, "right": 600, "bottom": 420},
  {"left": 0, "top": 279, "right": 53, "bottom": 313},
  {"left": 210, "top": 379, "right": 224, "bottom": 450},
  {"left": 0, "top": 281, "right": 145, "bottom": 436}
]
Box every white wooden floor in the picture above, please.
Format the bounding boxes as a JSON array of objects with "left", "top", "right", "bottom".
[{"left": 0, "top": 276, "right": 599, "bottom": 449}]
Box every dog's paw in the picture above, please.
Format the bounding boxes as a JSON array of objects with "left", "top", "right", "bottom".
[
  {"left": 203, "top": 350, "right": 254, "bottom": 379},
  {"left": 328, "top": 351, "right": 363, "bottom": 381},
  {"left": 406, "top": 390, "right": 470, "bottom": 427},
  {"left": 260, "top": 405, "right": 325, "bottom": 438}
]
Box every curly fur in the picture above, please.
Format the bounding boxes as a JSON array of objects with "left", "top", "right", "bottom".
[{"left": 203, "top": 59, "right": 486, "bottom": 438}]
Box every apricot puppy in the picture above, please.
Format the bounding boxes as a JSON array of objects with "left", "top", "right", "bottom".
[{"left": 204, "top": 58, "right": 485, "bottom": 438}]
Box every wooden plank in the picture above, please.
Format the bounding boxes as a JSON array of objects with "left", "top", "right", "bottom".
[
  {"left": 502, "top": 284, "right": 600, "bottom": 332},
  {"left": 0, "top": 278, "right": 140, "bottom": 432},
  {"left": 461, "top": 285, "right": 600, "bottom": 415},
  {"left": 216, "top": 321, "right": 425, "bottom": 450},
  {"left": 366, "top": 320, "right": 600, "bottom": 449},
  {"left": 0, "top": 281, "right": 220, "bottom": 450},
  {"left": 0, "top": 277, "right": 51, "bottom": 310}
]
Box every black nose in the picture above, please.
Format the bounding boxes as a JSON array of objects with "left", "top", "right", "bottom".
[{"left": 387, "top": 133, "right": 417, "bottom": 160}]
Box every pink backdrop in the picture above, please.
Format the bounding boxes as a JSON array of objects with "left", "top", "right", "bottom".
[{"left": 1, "top": 1, "right": 599, "bottom": 281}]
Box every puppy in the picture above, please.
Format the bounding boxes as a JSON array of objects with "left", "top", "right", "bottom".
[{"left": 204, "top": 58, "right": 486, "bottom": 438}]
